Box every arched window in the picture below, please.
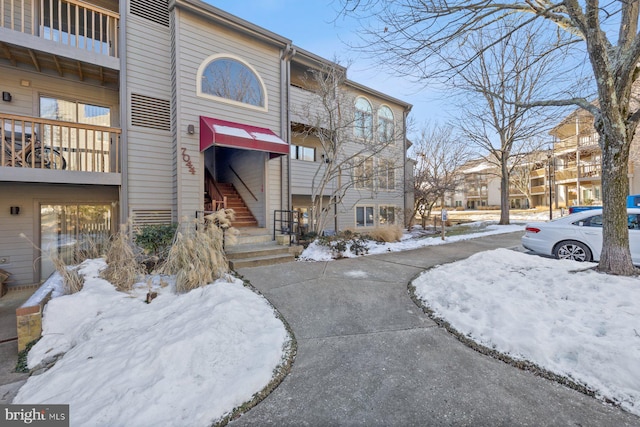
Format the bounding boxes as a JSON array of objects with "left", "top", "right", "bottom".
[
  {"left": 378, "top": 106, "right": 394, "bottom": 144},
  {"left": 197, "top": 55, "right": 266, "bottom": 109},
  {"left": 354, "top": 97, "right": 373, "bottom": 140}
]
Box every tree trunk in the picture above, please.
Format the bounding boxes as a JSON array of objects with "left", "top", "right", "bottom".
[
  {"left": 598, "top": 128, "right": 636, "bottom": 275},
  {"left": 499, "top": 163, "right": 510, "bottom": 225}
]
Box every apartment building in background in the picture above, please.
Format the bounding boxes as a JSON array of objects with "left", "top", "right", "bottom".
[
  {"left": 447, "top": 105, "right": 640, "bottom": 211},
  {"left": 0, "top": 0, "right": 411, "bottom": 286}
]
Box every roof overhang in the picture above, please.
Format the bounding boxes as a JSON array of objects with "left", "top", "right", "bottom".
[{"left": 200, "top": 116, "right": 289, "bottom": 156}]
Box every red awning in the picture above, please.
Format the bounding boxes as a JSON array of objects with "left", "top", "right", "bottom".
[{"left": 200, "top": 116, "right": 289, "bottom": 156}]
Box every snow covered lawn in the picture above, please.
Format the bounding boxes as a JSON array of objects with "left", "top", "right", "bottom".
[
  {"left": 13, "top": 259, "right": 292, "bottom": 427},
  {"left": 412, "top": 248, "right": 640, "bottom": 416},
  {"left": 299, "top": 221, "right": 525, "bottom": 261}
]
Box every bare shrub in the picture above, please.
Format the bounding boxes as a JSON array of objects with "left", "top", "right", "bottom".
[
  {"left": 72, "top": 234, "right": 105, "bottom": 264},
  {"left": 366, "top": 225, "right": 404, "bottom": 243},
  {"left": 19, "top": 232, "right": 86, "bottom": 294},
  {"left": 51, "top": 257, "right": 83, "bottom": 294},
  {"left": 159, "top": 211, "right": 236, "bottom": 293},
  {"left": 101, "top": 223, "right": 144, "bottom": 292}
]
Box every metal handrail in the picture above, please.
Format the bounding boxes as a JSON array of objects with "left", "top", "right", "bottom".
[{"left": 273, "top": 210, "right": 299, "bottom": 246}]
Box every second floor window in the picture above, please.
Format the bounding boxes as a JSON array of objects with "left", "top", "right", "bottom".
[
  {"left": 354, "top": 157, "right": 374, "bottom": 189},
  {"left": 354, "top": 97, "right": 373, "bottom": 140},
  {"left": 290, "top": 145, "right": 316, "bottom": 162},
  {"left": 199, "top": 56, "right": 265, "bottom": 108},
  {"left": 378, "top": 159, "right": 396, "bottom": 191},
  {"left": 40, "top": 97, "right": 111, "bottom": 126}
]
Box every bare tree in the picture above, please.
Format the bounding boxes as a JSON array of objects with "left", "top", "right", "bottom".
[
  {"left": 293, "top": 60, "right": 406, "bottom": 233},
  {"left": 452, "top": 21, "right": 561, "bottom": 225},
  {"left": 339, "top": 0, "right": 640, "bottom": 275},
  {"left": 409, "top": 124, "right": 470, "bottom": 228}
]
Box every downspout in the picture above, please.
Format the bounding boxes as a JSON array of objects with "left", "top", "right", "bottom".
[
  {"left": 402, "top": 105, "right": 411, "bottom": 227},
  {"left": 281, "top": 44, "right": 296, "bottom": 213},
  {"left": 118, "top": 0, "right": 128, "bottom": 226}
]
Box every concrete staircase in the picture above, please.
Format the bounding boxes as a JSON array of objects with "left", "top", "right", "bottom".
[
  {"left": 226, "top": 228, "right": 303, "bottom": 269},
  {"left": 217, "top": 183, "right": 258, "bottom": 227}
]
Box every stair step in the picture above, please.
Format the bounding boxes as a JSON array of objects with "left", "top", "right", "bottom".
[
  {"left": 232, "top": 232, "right": 272, "bottom": 245},
  {"left": 229, "top": 253, "right": 297, "bottom": 269},
  {"left": 226, "top": 243, "right": 295, "bottom": 260}
]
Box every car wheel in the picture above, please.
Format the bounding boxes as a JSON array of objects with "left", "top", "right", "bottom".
[{"left": 553, "top": 240, "right": 592, "bottom": 262}]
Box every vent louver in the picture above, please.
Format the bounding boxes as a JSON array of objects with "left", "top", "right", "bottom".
[
  {"left": 132, "top": 210, "right": 173, "bottom": 229},
  {"left": 130, "top": 0, "right": 169, "bottom": 27},
  {"left": 131, "top": 93, "right": 171, "bottom": 131}
]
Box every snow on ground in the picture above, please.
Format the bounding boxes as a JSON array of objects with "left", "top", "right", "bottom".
[
  {"left": 299, "top": 221, "right": 526, "bottom": 261},
  {"left": 412, "top": 248, "right": 640, "bottom": 416},
  {"left": 16, "top": 209, "right": 637, "bottom": 423},
  {"left": 14, "top": 259, "right": 290, "bottom": 427}
]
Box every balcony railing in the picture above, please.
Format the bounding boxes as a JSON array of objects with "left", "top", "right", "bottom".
[
  {"left": 1, "top": 113, "right": 120, "bottom": 173},
  {"left": 1, "top": 0, "right": 119, "bottom": 57},
  {"left": 530, "top": 168, "right": 546, "bottom": 178},
  {"left": 530, "top": 185, "right": 546, "bottom": 195},
  {"left": 579, "top": 163, "right": 601, "bottom": 178},
  {"left": 555, "top": 168, "right": 578, "bottom": 182}
]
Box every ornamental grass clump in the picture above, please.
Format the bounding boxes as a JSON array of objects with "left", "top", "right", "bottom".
[
  {"left": 52, "top": 256, "right": 83, "bottom": 294},
  {"left": 366, "top": 225, "right": 403, "bottom": 243},
  {"left": 159, "top": 210, "right": 236, "bottom": 293},
  {"left": 101, "top": 223, "right": 144, "bottom": 292}
]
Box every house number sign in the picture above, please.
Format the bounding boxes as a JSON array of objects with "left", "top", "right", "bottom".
[{"left": 181, "top": 147, "right": 196, "bottom": 175}]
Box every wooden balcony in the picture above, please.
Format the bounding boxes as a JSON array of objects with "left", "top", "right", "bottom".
[
  {"left": 466, "top": 189, "right": 488, "bottom": 197},
  {"left": 1, "top": 0, "right": 119, "bottom": 57},
  {"left": 1, "top": 113, "right": 120, "bottom": 175},
  {"left": 530, "top": 185, "right": 546, "bottom": 195},
  {"left": 290, "top": 85, "right": 327, "bottom": 127},
  {"left": 555, "top": 168, "right": 578, "bottom": 182},
  {"left": 530, "top": 168, "right": 546, "bottom": 178}
]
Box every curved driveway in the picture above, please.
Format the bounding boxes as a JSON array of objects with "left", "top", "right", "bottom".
[{"left": 230, "top": 232, "right": 639, "bottom": 426}]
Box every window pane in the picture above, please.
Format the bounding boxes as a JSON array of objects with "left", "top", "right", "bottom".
[
  {"left": 301, "top": 147, "right": 315, "bottom": 161},
  {"left": 366, "top": 206, "right": 374, "bottom": 226},
  {"left": 290, "top": 145, "right": 297, "bottom": 159},
  {"left": 201, "top": 58, "right": 264, "bottom": 107},
  {"left": 40, "top": 97, "right": 77, "bottom": 122},
  {"left": 79, "top": 103, "right": 110, "bottom": 126},
  {"left": 378, "top": 106, "right": 394, "bottom": 143},
  {"left": 356, "top": 207, "right": 365, "bottom": 227},
  {"left": 354, "top": 98, "right": 373, "bottom": 140}
]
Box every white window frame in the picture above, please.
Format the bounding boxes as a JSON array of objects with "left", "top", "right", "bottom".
[
  {"left": 378, "top": 205, "right": 396, "bottom": 225},
  {"left": 377, "top": 105, "right": 395, "bottom": 145},
  {"left": 354, "top": 156, "right": 374, "bottom": 189},
  {"left": 354, "top": 97, "right": 373, "bottom": 141},
  {"left": 377, "top": 158, "right": 396, "bottom": 191},
  {"left": 356, "top": 205, "right": 375, "bottom": 227},
  {"left": 196, "top": 53, "right": 268, "bottom": 112}
]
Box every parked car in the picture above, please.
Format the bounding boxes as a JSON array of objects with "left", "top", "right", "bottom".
[
  {"left": 568, "top": 194, "right": 640, "bottom": 214},
  {"left": 521, "top": 208, "right": 640, "bottom": 264}
]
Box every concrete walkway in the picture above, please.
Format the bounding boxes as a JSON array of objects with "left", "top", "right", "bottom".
[{"left": 230, "top": 232, "right": 639, "bottom": 426}]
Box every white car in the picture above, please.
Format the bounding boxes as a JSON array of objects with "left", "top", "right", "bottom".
[{"left": 521, "top": 208, "right": 640, "bottom": 264}]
